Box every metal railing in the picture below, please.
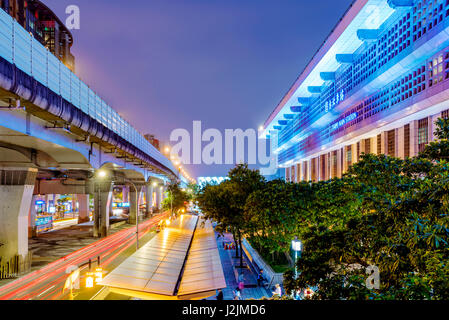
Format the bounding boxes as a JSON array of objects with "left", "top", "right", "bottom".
[{"left": 0, "top": 252, "right": 33, "bottom": 280}]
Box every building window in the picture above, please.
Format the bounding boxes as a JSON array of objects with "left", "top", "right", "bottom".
[
  {"left": 428, "top": 54, "right": 444, "bottom": 87},
  {"left": 418, "top": 118, "right": 429, "bottom": 152},
  {"left": 377, "top": 134, "right": 382, "bottom": 154},
  {"left": 387, "top": 130, "right": 396, "bottom": 156},
  {"left": 346, "top": 146, "right": 352, "bottom": 169},
  {"left": 311, "top": 158, "right": 317, "bottom": 182},
  {"left": 404, "top": 124, "right": 410, "bottom": 158},
  {"left": 320, "top": 155, "right": 326, "bottom": 180},
  {"left": 357, "top": 142, "right": 361, "bottom": 161},
  {"left": 303, "top": 162, "right": 308, "bottom": 181},
  {"left": 442, "top": 109, "right": 449, "bottom": 119},
  {"left": 340, "top": 148, "right": 344, "bottom": 172},
  {"left": 332, "top": 151, "right": 338, "bottom": 178},
  {"left": 364, "top": 138, "right": 371, "bottom": 155}
]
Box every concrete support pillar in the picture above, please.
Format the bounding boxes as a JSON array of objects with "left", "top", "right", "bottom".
[
  {"left": 28, "top": 195, "right": 38, "bottom": 238},
  {"left": 351, "top": 143, "right": 358, "bottom": 166},
  {"left": 381, "top": 132, "right": 386, "bottom": 155},
  {"left": 0, "top": 168, "right": 37, "bottom": 260},
  {"left": 122, "top": 186, "right": 129, "bottom": 203},
  {"left": 360, "top": 139, "right": 366, "bottom": 158},
  {"left": 336, "top": 149, "right": 342, "bottom": 178},
  {"left": 129, "top": 184, "right": 144, "bottom": 225},
  {"left": 92, "top": 179, "right": 113, "bottom": 238},
  {"left": 410, "top": 120, "right": 418, "bottom": 157},
  {"left": 77, "top": 194, "right": 90, "bottom": 224},
  {"left": 307, "top": 160, "right": 311, "bottom": 181},
  {"left": 342, "top": 146, "right": 348, "bottom": 174},
  {"left": 145, "top": 184, "right": 154, "bottom": 217},
  {"left": 397, "top": 127, "right": 405, "bottom": 159},
  {"left": 155, "top": 185, "right": 162, "bottom": 211}
]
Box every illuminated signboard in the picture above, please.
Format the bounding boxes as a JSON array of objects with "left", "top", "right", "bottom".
[
  {"left": 325, "top": 89, "right": 345, "bottom": 113},
  {"left": 36, "top": 216, "right": 53, "bottom": 226},
  {"left": 35, "top": 200, "right": 46, "bottom": 205},
  {"left": 330, "top": 112, "right": 358, "bottom": 132}
]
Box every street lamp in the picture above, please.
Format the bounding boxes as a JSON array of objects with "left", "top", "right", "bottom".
[{"left": 292, "top": 237, "right": 302, "bottom": 279}]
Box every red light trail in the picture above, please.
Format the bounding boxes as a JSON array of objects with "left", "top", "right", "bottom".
[{"left": 0, "top": 213, "right": 168, "bottom": 300}]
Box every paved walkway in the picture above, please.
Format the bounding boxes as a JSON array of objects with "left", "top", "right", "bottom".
[{"left": 212, "top": 232, "right": 271, "bottom": 300}]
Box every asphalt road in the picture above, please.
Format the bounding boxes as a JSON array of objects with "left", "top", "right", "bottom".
[{"left": 0, "top": 212, "right": 168, "bottom": 300}]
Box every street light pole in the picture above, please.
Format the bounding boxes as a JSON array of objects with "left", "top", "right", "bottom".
[{"left": 292, "top": 237, "right": 302, "bottom": 279}]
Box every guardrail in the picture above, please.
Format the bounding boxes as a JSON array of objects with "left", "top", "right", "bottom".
[{"left": 241, "top": 238, "right": 284, "bottom": 290}]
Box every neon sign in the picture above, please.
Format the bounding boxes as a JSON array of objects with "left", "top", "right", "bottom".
[
  {"left": 325, "top": 89, "right": 345, "bottom": 113},
  {"left": 330, "top": 112, "right": 358, "bottom": 131}
]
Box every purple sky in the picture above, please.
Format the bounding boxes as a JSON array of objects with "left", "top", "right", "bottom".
[{"left": 44, "top": 0, "right": 353, "bottom": 178}]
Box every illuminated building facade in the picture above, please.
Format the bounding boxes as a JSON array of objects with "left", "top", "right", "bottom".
[
  {"left": 0, "top": 0, "right": 75, "bottom": 71},
  {"left": 261, "top": 0, "right": 449, "bottom": 183}
]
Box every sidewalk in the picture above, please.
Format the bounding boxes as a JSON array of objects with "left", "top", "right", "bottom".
[{"left": 213, "top": 232, "right": 271, "bottom": 300}]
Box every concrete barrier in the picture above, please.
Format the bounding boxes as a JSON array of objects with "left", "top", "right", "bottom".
[{"left": 241, "top": 239, "right": 284, "bottom": 289}]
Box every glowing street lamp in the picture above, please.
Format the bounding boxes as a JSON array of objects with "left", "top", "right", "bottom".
[
  {"left": 97, "top": 169, "right": 107, "bottom": 178},
  {"left": 95, "top": 267, "right": 103, "bottom": 282},
  {"left": 292, "top": 237, "right": 302, "bottom": 279},
  {"left": 85, "top": 272, "right": 94, "bottom": 288}
]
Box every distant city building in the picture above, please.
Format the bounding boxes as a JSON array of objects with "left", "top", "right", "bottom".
[
  {"left": 197, "top": 177, "right": 229, "bottom": 188},
  {"left": 261, "top": 0, "right": 449, "bottom": 183},
  {"left": 144, "top": 134, "right": 160, "bottom": 151},
  {"left": 0, "top": 0, "right": 75, "bottom": 71}
]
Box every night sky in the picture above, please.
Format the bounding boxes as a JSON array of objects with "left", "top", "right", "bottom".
[{"left": 44, "top": 0, "right": 353, "bottom": 178}]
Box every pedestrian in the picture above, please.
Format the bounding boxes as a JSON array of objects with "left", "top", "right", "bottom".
[
  {"left": 272, "top": 284, "right": 282, "bottom": 298},
  {"left": 238, "top": 273, "right": 244, "bottom": 290},
  {"left": 257, "top": 269, "right": 264, "bottom": 287},
  {"left": 233, "top": 288, "right": 241, "bottom": 300},
  {"left": 216, "top": 289, "right": 224, "bottom": 301}
]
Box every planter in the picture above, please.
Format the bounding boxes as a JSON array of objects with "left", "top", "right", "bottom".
[{"left": 241, "top": 238, "right": 284, "bottom": 289}]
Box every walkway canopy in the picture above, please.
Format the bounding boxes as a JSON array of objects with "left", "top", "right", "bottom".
[{"left": 99, "top": 215, "right": 226, "bottom": 300}]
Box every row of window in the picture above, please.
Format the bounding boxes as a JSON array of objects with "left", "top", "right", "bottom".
[
  {"left": 279, "top": 0, "right": 449, "bottom": 153},
  {"left": 284, "top": 111, "right": 449, "bottom": 182}
]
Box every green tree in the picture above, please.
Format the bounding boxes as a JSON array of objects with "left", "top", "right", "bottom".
[
  {"left": 162, "top": 181, "right": 189, "bottom": 216},
  {"left": 284, "top": 118, "right": 449, "bottom": 300}
]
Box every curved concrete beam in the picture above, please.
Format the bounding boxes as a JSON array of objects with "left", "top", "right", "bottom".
[
  {"left": 308, "top": 86, "right": 322, "bottom": 94},
  {"left": 336, "top": 54, "right": 354, "bottom": 64},
  {"left": 357, "top": 29, "right": 380, "bottom": 41},
  {"left": 387, "top": 0, "right": 413, "bottom": 8},
  {"left": 320, "top": 72, "right": 336, "bottom": 81}
]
